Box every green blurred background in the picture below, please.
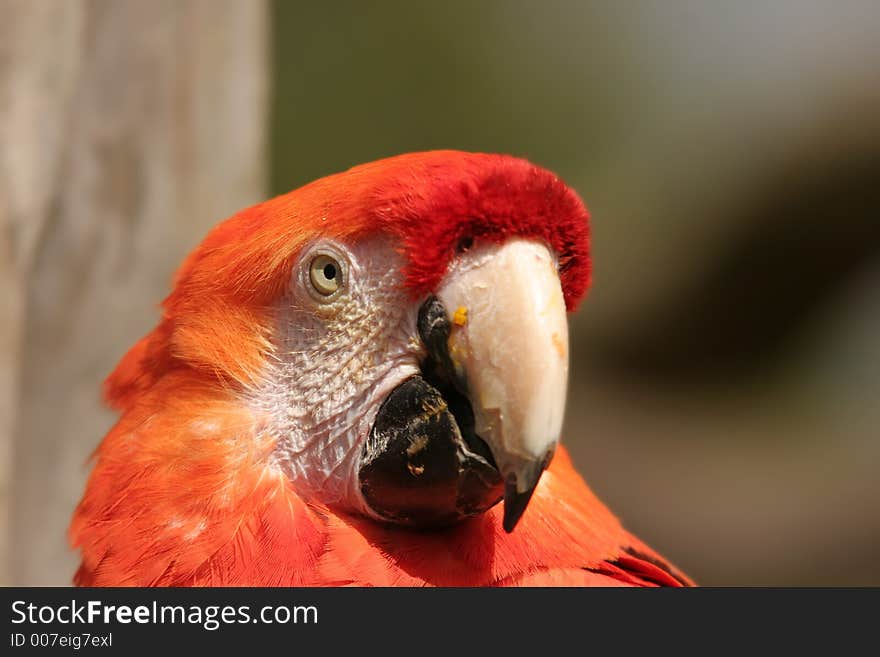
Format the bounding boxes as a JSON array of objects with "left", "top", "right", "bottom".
[{"left": 271, "top": 1, "right": 880, "bottom": 585}]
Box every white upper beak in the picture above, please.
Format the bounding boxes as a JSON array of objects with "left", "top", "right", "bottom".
[{"left": 436, "top": 238, "right": 569, "bottom": 530}]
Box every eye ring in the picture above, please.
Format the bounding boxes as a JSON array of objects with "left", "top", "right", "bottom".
[{"left": 308, "top": 253, "right": 344, "bottom": 297}]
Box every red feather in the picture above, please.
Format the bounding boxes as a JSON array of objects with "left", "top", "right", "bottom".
[{"left": 70, "top": 151, "right": 690, "bottom": 587}]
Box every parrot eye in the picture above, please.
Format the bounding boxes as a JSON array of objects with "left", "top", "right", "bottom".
[{"left": 309, "top": 253, "right": 343, "bottom": 296}]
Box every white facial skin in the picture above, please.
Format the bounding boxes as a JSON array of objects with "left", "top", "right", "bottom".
[
  {"left": 258, "top": 235, "right": 569, "bottom": 517},
  {"left": 259, "top": 236, "right": 423, "bottom": 513}
]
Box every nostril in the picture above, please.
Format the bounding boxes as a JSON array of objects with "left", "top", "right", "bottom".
[{"left": 456, "top": 235, "right": 474, "bottom": 253}]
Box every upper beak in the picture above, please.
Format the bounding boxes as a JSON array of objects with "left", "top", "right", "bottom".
[{"left": 436, "top": 238, "right": 569, "bottom": 532}]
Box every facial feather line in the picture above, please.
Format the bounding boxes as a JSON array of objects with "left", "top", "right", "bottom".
[{"left": 252, "top": 237, "right": 423, "bottom": 511}]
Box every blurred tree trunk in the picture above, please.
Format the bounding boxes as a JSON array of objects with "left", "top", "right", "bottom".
[{"left": 0, "top": 0, "right": 268, "bottom": 585}]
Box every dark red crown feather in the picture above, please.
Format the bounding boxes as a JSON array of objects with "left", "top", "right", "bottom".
[{"left": 363, "top": 151, "right": 592, "bottom": 311}]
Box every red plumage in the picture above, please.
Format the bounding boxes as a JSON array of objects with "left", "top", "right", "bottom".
[{"left": 70, "top": 151, "right": 691, "bottom": 587}]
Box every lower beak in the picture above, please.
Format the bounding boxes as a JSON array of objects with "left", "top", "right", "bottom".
[{"left": 436, "top": 239, "right": 569, "bottom": 531}]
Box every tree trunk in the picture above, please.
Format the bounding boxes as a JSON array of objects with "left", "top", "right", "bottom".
[{"left": 0, "top": 0, "right": 268, "bottom": 585}]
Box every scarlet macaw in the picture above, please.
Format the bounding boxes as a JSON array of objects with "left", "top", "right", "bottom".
[{"left": 71, "top": 151, "right": 692, "bottom": 587}]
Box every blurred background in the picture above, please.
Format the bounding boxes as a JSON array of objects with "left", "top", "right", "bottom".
[{"left": 2, "top": 0, "right": 878, "bottom": 586}]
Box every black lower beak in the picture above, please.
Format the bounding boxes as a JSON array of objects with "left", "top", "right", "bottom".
[{"left": 358, "top": 375, "right": 503, "bottom": 528}]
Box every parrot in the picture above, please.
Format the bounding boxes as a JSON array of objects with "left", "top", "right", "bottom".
[{"left": 70, "top": 150, "right": 693, "bottom": 587}]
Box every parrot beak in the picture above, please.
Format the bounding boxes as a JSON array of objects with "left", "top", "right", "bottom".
[
  {"left": 358, "top": 238, "right": 567, "bottom": 533},
  {"left": 435, "top": 239, "right": 569, "bottom": 532}
]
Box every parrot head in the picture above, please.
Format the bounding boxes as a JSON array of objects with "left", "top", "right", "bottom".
[{"left": 91, "top": 150, "right": 591, "bottom": 543}]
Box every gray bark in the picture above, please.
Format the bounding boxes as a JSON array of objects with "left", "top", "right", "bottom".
[{"left": 0, "top": 0, "right": 268, "bottom": 585}]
